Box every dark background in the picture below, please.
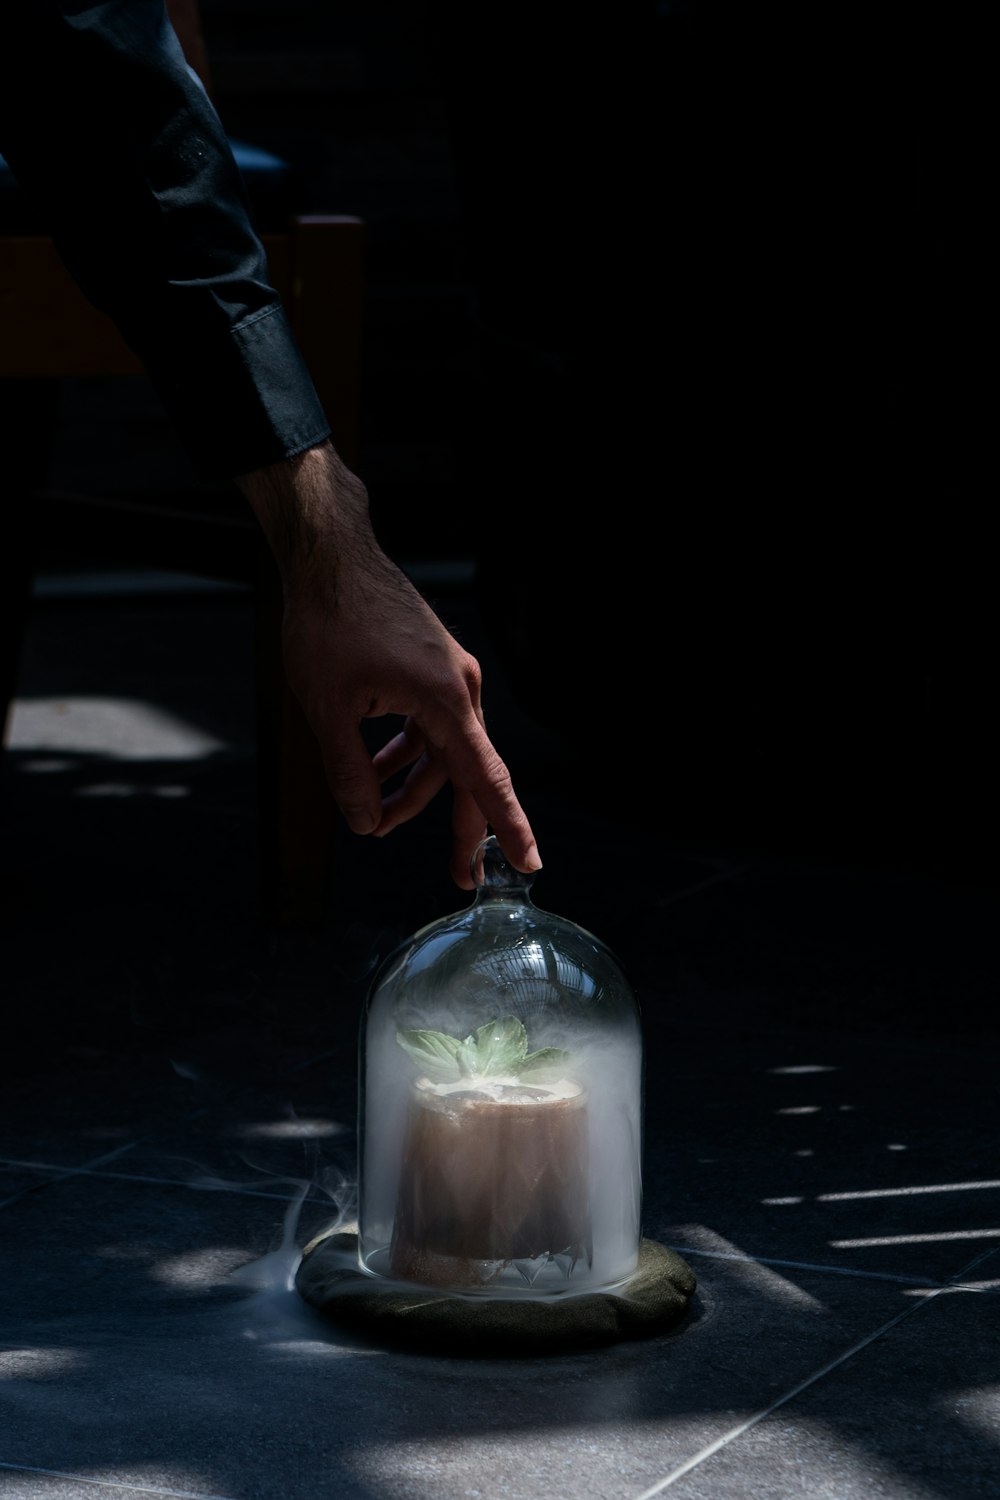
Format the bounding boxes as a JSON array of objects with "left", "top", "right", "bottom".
[
  {"left": 196, "top": 0, "right": 992, "bottom": 880},
  {"left": 19, "top": 0, "right": 994, "bottom": 884}
]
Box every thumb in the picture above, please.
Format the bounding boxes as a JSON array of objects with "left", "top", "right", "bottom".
[{"left": 319, "top": 728, "right": 382, "bottom": 835}]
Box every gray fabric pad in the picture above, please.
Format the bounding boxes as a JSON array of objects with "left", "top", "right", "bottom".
[{"left": 295, "top": 1232, "right": 697, "bottom": 1355}]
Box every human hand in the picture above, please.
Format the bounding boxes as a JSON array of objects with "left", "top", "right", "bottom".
[{"left": 237, "top": 443, "right": 541, "bottom": 889}]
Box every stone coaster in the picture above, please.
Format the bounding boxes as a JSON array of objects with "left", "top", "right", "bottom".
[{"left": 295, "top": 1231, "right": 697, "bottom": 1355}]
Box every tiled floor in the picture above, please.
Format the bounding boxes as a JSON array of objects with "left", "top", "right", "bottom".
[{"left": 2, "top": 575, "right": 998, "bottom": 1500}]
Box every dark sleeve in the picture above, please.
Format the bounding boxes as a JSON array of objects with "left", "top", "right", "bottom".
[{"left": 0, "top": 0, "right": 331, "bottom": 481}]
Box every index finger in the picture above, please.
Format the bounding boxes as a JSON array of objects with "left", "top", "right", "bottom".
[{"left": 444, "top": 719, "right": 541, "bottom": 878}]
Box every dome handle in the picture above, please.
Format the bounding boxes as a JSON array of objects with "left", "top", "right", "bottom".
[{"left": 470, "top": 834, "right": 536, "bottom": 896}]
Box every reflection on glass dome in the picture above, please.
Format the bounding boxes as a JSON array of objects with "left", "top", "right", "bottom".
[{"left": 357, "top": 836, "right": 644, "bottom": 1298}]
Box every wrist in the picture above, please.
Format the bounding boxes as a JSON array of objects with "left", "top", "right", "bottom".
[{"left": 236, "top": 441, "right": 375, "bottom": 585}]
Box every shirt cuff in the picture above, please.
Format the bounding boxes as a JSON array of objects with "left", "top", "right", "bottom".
[{"left": 149, "top": 302, "right": 332, "bottom": 483}]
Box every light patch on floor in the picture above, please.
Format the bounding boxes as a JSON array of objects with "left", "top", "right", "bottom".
[
  {"left": 820, "top": 1179, "right": 1000, "bottom": 1202},
  {"left": 670, "top": 1225, "right": 827, "bottom": 1311},
  {"left": 7, "top": 696, "right": 228, "bottom": 760},
  {"left": 148, "top": 1248, "right": 259, "bottom": 1288},
  {"left": 831, "top": 1230, "right": 1000, "bottom": 1249},
  {"left": 946, "top": 1383, "right": 1000, "bottom": 1441},
  {"left": 231, "top": 1120, "right": 346, "bottom": 1141},
  {"left": 0, "top": 1347, "right": 90, "bottom": 1379}
]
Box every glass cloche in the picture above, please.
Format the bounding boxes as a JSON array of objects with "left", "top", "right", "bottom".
[{"left": 357, "top": 835, "right": 644, "bottom": 1297}]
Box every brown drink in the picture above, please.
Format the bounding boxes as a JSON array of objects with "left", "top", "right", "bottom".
[{"left": 389, "top": 1076, "right": 592, "bottom": 1290}]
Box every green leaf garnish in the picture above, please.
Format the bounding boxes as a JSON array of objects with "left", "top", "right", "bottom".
[
  {"left": 396, "top": 1017, "right": 570, "bottom": 1083},
  {"left": 395, "top": 1028, "right": 465, "bottom": 1082},
  {"left": 471, "top": 1017, "right": 528, "bottom": 1076},
  {"left": 520, "top": 1047, "right": 571, "bottom": 1080}
]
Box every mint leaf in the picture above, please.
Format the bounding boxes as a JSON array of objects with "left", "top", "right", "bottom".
[
  {"left": 396, "top": 1019, "right": 570, "bottom": 1083},
  {"left": 521, "top": 1047, "right": 571, "bottom": 1080},
  {"left": 395, "top": 1029, "right": 465, "bottom": 1082},
  {"left": 472, "top": 1017, "right": 528, "bottom": 1076},
  {"left": 456, "top": 1036, "right": 481, "bottom": 1077}
]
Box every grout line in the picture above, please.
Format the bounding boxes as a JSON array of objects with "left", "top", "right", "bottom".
[
  {"left": 665, "top": 1244, "right": 937, "bottom": 1287},
  {"left": 630, "top": 1304, "right": 928, "bottom": 1499},
  {"left": 631, "top": 1244, "right": 1000, "bottom": 1499},
  {"left": 0, "top": 1157, "right": 328, "bottom": 1205},
  {"left": 0, "top": 1460, "right": 238, "bottom": 1500},
  {"left": 0, "top": 1141, "right": 142, "bottom": 1212}
]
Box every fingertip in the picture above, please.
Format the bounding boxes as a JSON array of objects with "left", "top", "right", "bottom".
[
  {"left": 343, "top": 808, "right": 378, "bottom": 836},
  {"left": 506, "top": 841, "right": 542, "bottom": 874}
]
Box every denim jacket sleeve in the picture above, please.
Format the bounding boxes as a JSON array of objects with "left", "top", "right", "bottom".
[{"left": 0, "top": 0, "right": 331, "bottom": 481}]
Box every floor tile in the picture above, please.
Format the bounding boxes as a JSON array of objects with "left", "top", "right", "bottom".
[
  {"left": 643, "top": 1019, "right": 1000, "bottom": 1285},
  {"left": 0, "top": 1177, "right": 931, "bottom": 1500},
  {"left": 659, "top": 1251, "right": 1000, "bottom": 1500}
]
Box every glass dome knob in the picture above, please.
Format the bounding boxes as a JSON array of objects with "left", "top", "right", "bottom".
[{"left": 470, "top": 833, "right": 535, "bottom": 897}]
